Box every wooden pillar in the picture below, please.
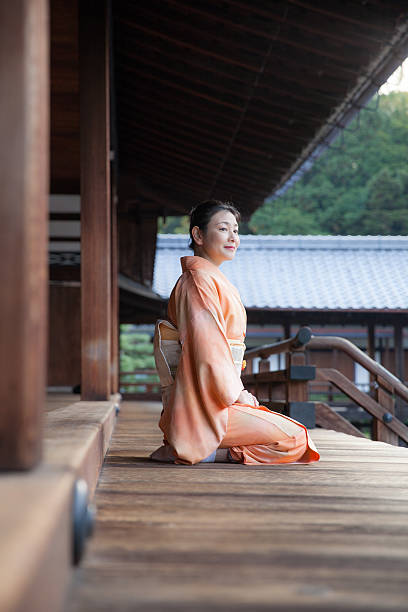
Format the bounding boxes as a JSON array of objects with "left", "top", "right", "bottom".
[
  {"left": 80, "top": 0, "right": 111, "bottom": 400},
  {"left": 283, "top": 322, "right": 291, "bottom": 340},
  {"left": 367, "top": 324, "right": 375, "bottom": 360},
  {"left": 394, "top": 322, "right": 405, "bottom": 420},
  {"left": 0, "top": 0, "right": 49, "bottom": 469},
  {"left": 367, "top": 323, "right": 375, "bottom": 396},
  {"left": 394, "top": 322, "right": 404, "bottom": 382},
  {"left": 111, "top": 191, "right": 119, "bottom": 394}
]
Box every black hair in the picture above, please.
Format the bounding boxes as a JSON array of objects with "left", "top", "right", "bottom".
[{"left": 188, "top": 200, "right": 241, "bottom": 250}]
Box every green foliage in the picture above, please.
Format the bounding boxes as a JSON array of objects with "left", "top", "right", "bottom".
[
  {"left": 120, "top": 325, "right": 155, "bottom": 370},
  {"left": 120, "top": 325, "right": 158, "bottom": 393},
  {"left": 158, "top": 215, "right": 189, "bottom": 234},
  {"left": 250, "top": 92, "right": 408, "bottom": 236}
]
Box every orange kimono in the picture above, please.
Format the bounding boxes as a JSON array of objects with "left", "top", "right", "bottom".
[{"left": 153, "top": 256, "right": 320, "bottom": 465}]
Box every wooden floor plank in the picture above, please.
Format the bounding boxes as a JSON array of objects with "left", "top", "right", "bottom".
[{"left": 65, "top": 401, "right": 408, "bottom": 611}]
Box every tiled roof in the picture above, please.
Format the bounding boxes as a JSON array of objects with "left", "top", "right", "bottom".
[{"left": 153, "top": 235, "right": 408, "bottom": 311}]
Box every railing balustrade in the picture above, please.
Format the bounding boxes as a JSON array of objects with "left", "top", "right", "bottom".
[
  {"left": 243, "top": 327, "right": 408, "bottom": 446},
  {"left": 119, "top": 368, "right": 161, "bottom": 400}
]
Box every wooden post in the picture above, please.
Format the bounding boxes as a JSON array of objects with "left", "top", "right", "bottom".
[
  {"left": 80, "top": 0, "right": 111, "bottom": 400},
  {"left": 372, "top": 376, "right": 398, "bottom": 445},
  {"left": 286, "top": 351, "right": 316, "bottom": 428},
  {"left": 111, "top": 190, "right": 119, "bottom": 394},
  {"left": 0, "top": 0, "right": 49, "bottom": 469},
  {"left": 368, "top": 324, "right": 375, "bottom": 397},
  {"left": 367, "top": 324, "right": 375, "bottom": 360},
  {"left": 394, "top": 322, "right": 404, "bottom": 420},
  {"left": 394, "top": 323, "right": 404, "bottom": 382},
  {"left": 283, "top": 323, "right": 291, "bottom": 370}
]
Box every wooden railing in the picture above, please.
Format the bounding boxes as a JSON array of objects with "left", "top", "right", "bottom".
[
  {"left": 308, "top": 335, "right": 408, "bottom": 445},
  {"left": 119, "top": 369, "right": 161, "bottom": 400},
  {"left": 243, "top": 327, "right": 408, "bottom": 446}
]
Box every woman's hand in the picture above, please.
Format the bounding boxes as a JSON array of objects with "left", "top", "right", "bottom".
[{"left": 237, "top": 389, "right": 259, "bottom": 407}]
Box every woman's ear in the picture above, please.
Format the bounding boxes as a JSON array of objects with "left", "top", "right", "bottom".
[{"left": 191, "top": 225, "right": 203, "bottom": 246}]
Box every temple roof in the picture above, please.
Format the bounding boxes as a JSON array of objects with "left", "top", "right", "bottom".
[{"left": 153, "top": 234, "right": 408, "bottom": 310}]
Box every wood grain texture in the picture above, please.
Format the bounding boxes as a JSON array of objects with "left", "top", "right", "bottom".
[
  {"left": 0, "top": 0, "right": 49, "bottom": 469},
  {"left": 0, "top": 393, "right": 117, "bottom": 612},
  {"left": 80, "top": 0, "right": 112, "bottom": 400},
  {"left": 373, "top": 376, "right": 398, "bottom": 445},
  {"left": 315, "top": 402, "right": 365, "bottom": 438},
  {"left": 65, "top": 401, "right": 408, "bottom": 611},
  {"left": 48, "top": 285, "right": 81, "bottom": 387},
  {"left": 110, "top": 191, "right": 119, "bottom": 394},
  {"left": 317, "top": 368, "right": 408, "bottom": 444}
]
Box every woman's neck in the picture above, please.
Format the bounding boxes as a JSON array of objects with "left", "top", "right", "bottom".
[{"left": 193, "top": 249, "right": 220, "bottom": 267}]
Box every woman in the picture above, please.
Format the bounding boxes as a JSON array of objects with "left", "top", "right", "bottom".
[{"left": 151, "top": 200, "right": 320, "bottom": 465}]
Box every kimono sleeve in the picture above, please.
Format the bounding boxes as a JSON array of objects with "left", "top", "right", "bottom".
[{"left": 176, "top": 270, "right": 244, "bottom": 407}]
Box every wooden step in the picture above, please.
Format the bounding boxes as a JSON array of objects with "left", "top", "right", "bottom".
[{"left": 0, "top": 394, "right": 118, "bottom": 612}]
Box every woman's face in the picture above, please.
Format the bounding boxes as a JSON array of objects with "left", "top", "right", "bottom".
[{"left": 192, "top": 210, "right": 240, "bottom": 266}]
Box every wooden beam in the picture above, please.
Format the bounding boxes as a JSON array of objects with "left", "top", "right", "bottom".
[
  {"left": 49, "top": 213, "right": 81, "bottom": 221},
  {"left": 0, "top": 0, "right": 49, "bottom": 469},
  {"left": 111, "top": 190, "right": 119, "bottom": 395},
  {"left": 80, "top": 0, "right": 111, "bottom": 400},
  {"left": 367, "top": 324, "right": 375, "bottom": 360},
  {"left": 119, "top": 216, "right": 157, "bottom": 286},
  {"left": 169, "top": 0, "right": 385, "bottom": 46},
  {"left": 367, "top": 323, "right": 376, "bottom": 394}
]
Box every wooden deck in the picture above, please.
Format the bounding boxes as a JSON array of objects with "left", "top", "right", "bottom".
[{"left": 65, "top": 401, "right": 408, "bottom": 612}]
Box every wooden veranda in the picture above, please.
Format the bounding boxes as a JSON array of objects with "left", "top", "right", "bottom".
[
  {"left": 65, "top": 401, "right": 408, "bottom": 612},
  {"left": 1, "top": 1, "right": 408, "bottom": 611}
]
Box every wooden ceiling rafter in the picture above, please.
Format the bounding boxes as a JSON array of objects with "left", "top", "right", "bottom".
[
  {"left": 116, "top": 51, "right": 254, "bottom": 104},
  {"left": 121, "top": 161, "right": 215, "bottom": 193},
  {"left": 286, "top": 0, "right": 402, "bottom": 31},
  {"left": 122, "top": 154, "right": 275, "bottom": 204},
  {"left": 122, "top": 156, "right": 268, "bottom": 204},
  {"left": 116, "top": 87, "right": 239, "bottom": 134},
  {"left": 120, "top": 117, "right": 306, "bottom": 166},
  {"left": 118, "top": 2, "right": 376, "bottom": 66},
  {"left": 123, "top": 159, "right": 282, "bottom": 201},
  {"left": 116, "top": 18, "right": 263, "bottom": 73},
  {"left": 168, "top": 0, "right": 387, "bottom": 48},
  {"left": 121, "top": 139, "right": 222, "bottom": 175},
  {"left": 116, "top": 46, "right": 340, "bottom": 109},
  {"left": 125, "top": 171, "right": 214, "bottom": 202},
  {"left": 119, "top": 176, "right": 189, "bottom": 214},
  {"left": 118, "top": 107, "right": 234, "bottom": 148},
  {"left": 116, "top": 75, "right": 321, "bottom": 131},
  {"left": 118, "top": 64, "right": 335, "bottom": 127},
  {"left": 119, "top": 107, "right": 310, "bottom": 155},
  {"left": 121, "top": 138, "right": 295, "bottom": 190},
  {"left": 117, "top": 24, "right": 362, "bottom": 84},
  {"left": 118, "top": 63, "right": 245, "bottom": 112}
]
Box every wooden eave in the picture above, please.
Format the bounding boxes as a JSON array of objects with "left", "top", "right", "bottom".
[
  {"left": 50, "top": 1, "right": 408, "bottom": 214},
  {"left": 112, "top": 0, "right": 408, "bottom": 216}
]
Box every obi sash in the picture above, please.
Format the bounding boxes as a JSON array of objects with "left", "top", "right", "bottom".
[{"left": 154, "top": 319, "right": 245, "bottom": 390}]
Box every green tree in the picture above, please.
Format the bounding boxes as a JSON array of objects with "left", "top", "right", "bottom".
[
  {"left": 120, "top": 325, "right": 158, "bottom": 393},
  {"left": 249, "top": 91, "right": 408, "bottom": 235},
  {"left": 158, "top": 215, "right": 189, "bottom": 233}
]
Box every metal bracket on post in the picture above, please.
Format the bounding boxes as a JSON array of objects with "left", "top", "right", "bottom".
[
  {"left": 72, "top": 479, "right": 96, "bottom": 565},
  {"left": 287, "top": 402, "right": 316, "bottom": 429}
]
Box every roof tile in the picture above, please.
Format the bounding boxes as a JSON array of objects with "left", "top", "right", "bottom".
[{"left": 153, "top": 235, "right": 408, "bottom": 311}]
